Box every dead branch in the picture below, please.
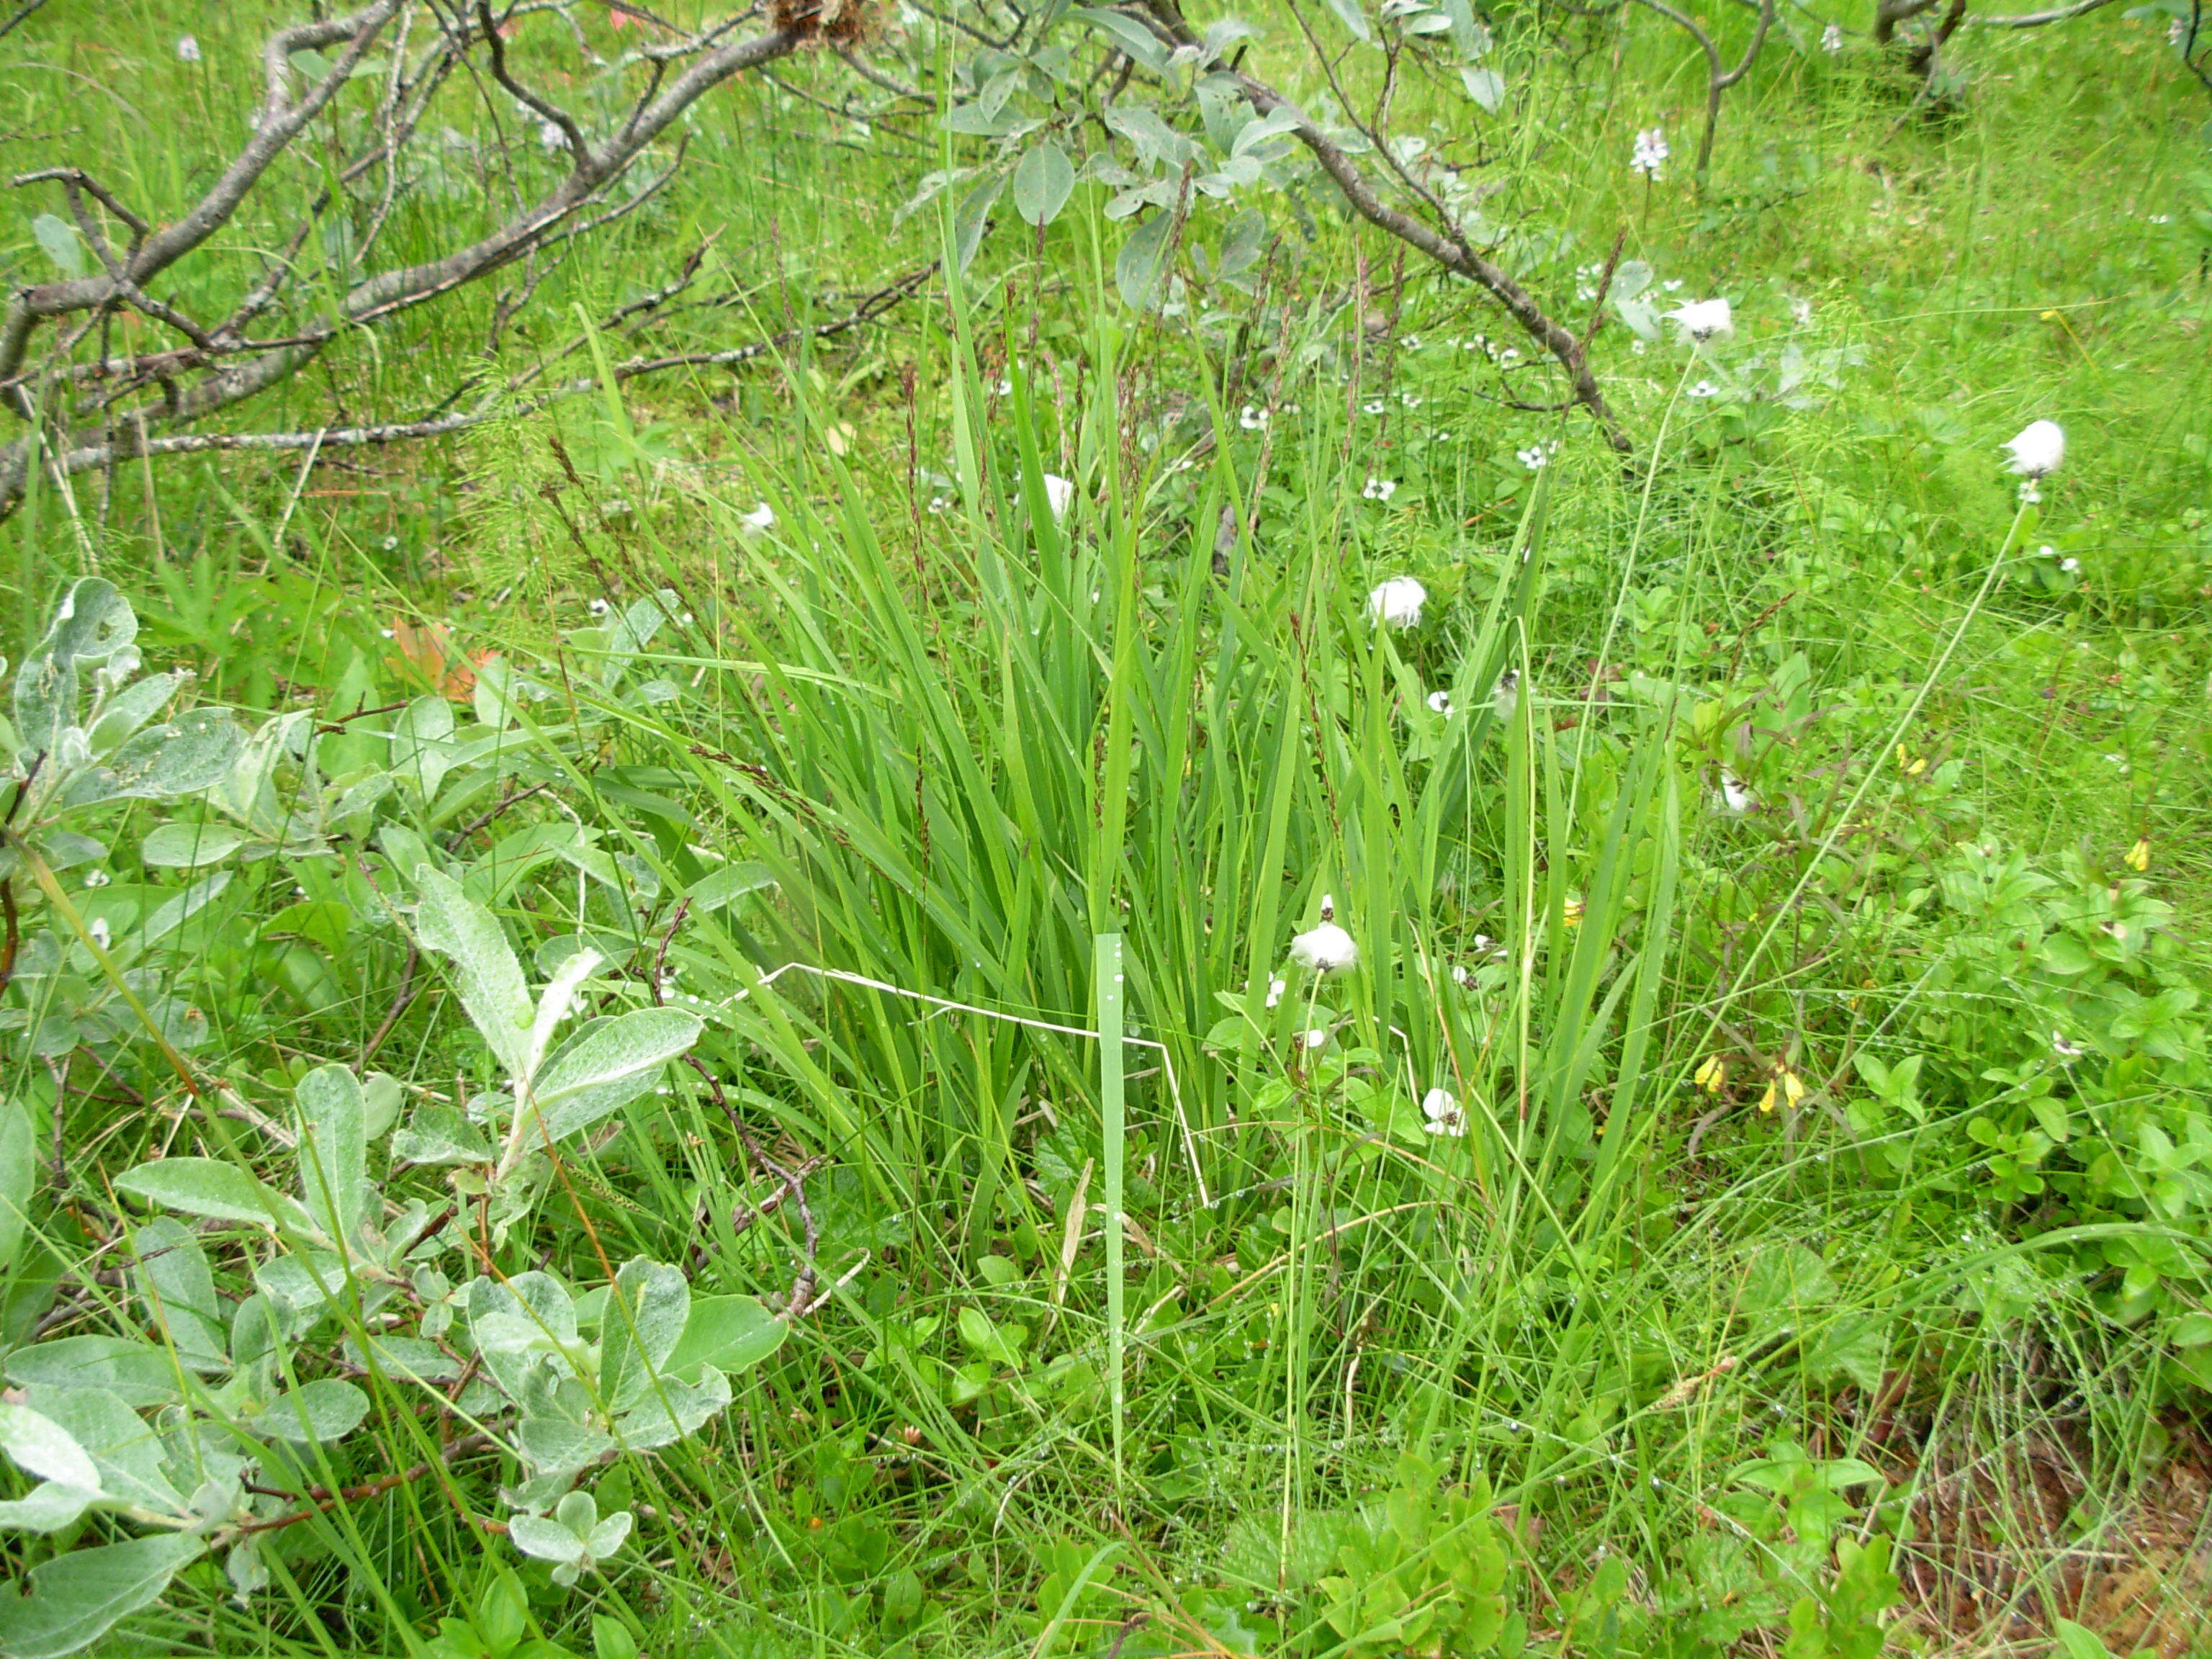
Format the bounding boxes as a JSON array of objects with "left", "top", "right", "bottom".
[
  {"left": 0, "top": 1, "right": 817, "bottom": 512},
  {"left": 1632, "top": 0, "right": 1776, "bottom": 181},
  {"left": 1132, "top": 0, "right": 1631, "bottom": 453}
]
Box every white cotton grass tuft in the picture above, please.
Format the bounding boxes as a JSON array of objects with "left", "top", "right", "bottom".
[
  {"left": 1367, "top": 577, "right": 1426, "bottom": 629},
  {"left": 1290, "top": 920, "right": 1359, "bottom": 975},
  {"left": 1668, "top": 297, "right": 1732, "bottom": 342},
  {"left": 2002, "top": 419, "right": 2065, "bottom": 480},
  {"left": 1042, "top": 474, "right": 1076, "bottom": 523},
  {"left": 739, "top": 500, "right": 776, "bottom": 534},
  {"left": 1421, "top": 1087, "right": 1467, "bottom": 1137}
]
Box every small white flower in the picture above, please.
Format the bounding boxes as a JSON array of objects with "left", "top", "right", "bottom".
[
  {"left": 1687, "top": 379, "right": 1718, "bottom": 399},
  {"left": 539, "top": 120, "right": 566, "bottom": 152},
  {"left": 1717, "top": 770, "right": 1757, "bottom": 814},
  {"left": 1450, "top": 964, "right": 1474, "bottom": 988},
  {"left": 1266, "top": 976, "right": 1287, "bottom": 1009},
  {"left": 1240, "top": 405, "right": 1268, "bottom": 430},
  {"left": 1516, "top": 446, "right": 1547, "bottom": 471},
  {"left": 1631, "top": 339, "right": 1647, "bottom": 355},
  {"left": 588, "top": 598, "right": 611, "bottom": 618},
  {"left": 995, "top": 377, "right": 1014, "bottom": 396},
  {"left": 928, "top": 494, "right": 950, "bottom": 513},
  {"left": 1400, "top": 392, "right": 1423, "bottom": 409},
  {"left": 740, "top": 500, "right": 776, "bottom": 532},
  {"left": 1363, "top": 399, "right": 1388, "bottom": 415},
  {"left": 1303, "top": 1028, "right": 1330, "bottom": 1051},
  {"left": 1668, "top": 297, "right": 1733, "bottom": 341},
  {"left": 1042, "top": 473, "right": 1076, "bottom": 522},
  {"left": 2059, "top": 557, "right": 2080, "bottom": 574},
  {"left": 1367, "top": 576, "right": 1426, "bottom": 628},
  {"left": 1629, "top": 127, "right": 1668, "bottom": 181},
  {"left": 2170, "top": 17, "right": 2188, "bottom": 45},
  {"left": 88, "top": 918, "right": 111, "bottom": 950},
  {"left": 2146, "top": 213, "right": 2172, "bottom": 225},
  {"left": 1421, "top": 1087, "right": 1467, "bottom": 1137},
  {"left": 1493, "top": 670, "right": 1520, "bottom": 720},
  {"left": 1402, "top": 334, "right": 1423, "bottom": 349},
  {"left": 84, "top": 869, "right": 112, "bottom": 889},
  {"left": 1426, "top": 689, "right": 1453, "bottom": 714},
  {"left": 1290, "top": 921, "right": 1359, "bottom": 974},
  {"left": 1362, "top": 476, "right": 1398, "bottom": 502},
  {"left": 380, "top": 535, "right": 400, "bottom": 552},
  {"left": 1662, "top": 278, "right": 1686, "bottom": 293},
  {"left": 2002, "top": 419, "right": 2065, "bottom": 480},
  {"left": 176, "top": 34, "right": 202, "bottom": 62},
  {"left": 1822, "top": 22, "right": 1843, "bottom": 51},
  {"left": 2051, "top": 1030, "right": 2083, "bottom": 1058},
  {"left": 1790, "top": 296, "right": 1814, "bottom": 328}
]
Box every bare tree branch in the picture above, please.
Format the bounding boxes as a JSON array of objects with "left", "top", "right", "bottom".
[
  {"left": 1132, "top": 0, "right": 1631, "bottom": 452},
  {"left": 0, "top": 4, "right": 824, "bottom": 510},
  {"left": 1969, "top": 0, "right": 2114, "bottom": 24},
  {"left": 1632, "top": 0, "right": 1776, "bottom": 182}
]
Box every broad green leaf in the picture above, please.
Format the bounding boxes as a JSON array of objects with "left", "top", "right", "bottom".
[
  {"left": 58, "top": 713, "right": 243, "bottom": 809},
  {"left": 666, "top": 1295, "right": 786, "bottom": 1380},
  {"left": 682, "top": 862, "right": 775, "bottom": 913},
  {"left": 31, "top": 212, "right": 84, "bottom": 278},
  {"left": 0, "top": 1532, "right": 205, "bottom": 1659},
  {"left": 0, "top": 1481, "right": 101, "bottom": 1532},
  {"left": 137, "top": 871, "right": 232, "bottom": 947},
  {"left": 138, "top": 822, "right": 248, "bottom": 870},
  {"left": 390, "top": 695, "right": 457, "bottom": 797},
  {"left": 527, "top": 1008, "right": 701, "bottom": 1147},
  {"left": 341, "top": 1333, "right": 462, "bottom": 1384},
  {"left": 14, "top": 579, "right": 135, "bottom": 755},
  {"left": 1012, "top": 141, "right": 1076, "bottom": 228},
  {"left": 2054, "top": 1620, "right": 2118, "bottom": 1659},
  {"left": 1115, "top": 212, "right": 1174, "bottom": 312},
  {"left": 1324, "top": 0, "right": 1373, "bottom": 42},
  {"left": 246, "top": 1379, "right": 369, "bottom": 1444},
  {"left": 4, "top": 1337, "right": 179, "bottom": 1408},
  {"left": 951, "top": 171, "right": 1007, "bottom": 277},
  {"left": 1071, "top": 6, "right": 1172, "bottom": 71},
  {"left": 84, "top": 673, "right": 183, "bottom": 757},
  {"left": 509, "top": 1513, "right": 590, "bottom": 1566},
  {"left": 293, "top": 1065, "right": 368, "bottom": 1248},
  {"left": 391, "top": 1105, "right": 493, "bottom": 1166},
  {"left": 22, "top": 1386, "right": 187, "bottom": 1518},
  {"left": 413, "top": 867, "right": 534, "bottom": 1078},
  {"left": 515, "top": 1417, "right": 615, "bottom": 1478},
  {"left": 601, "top": 1256, "right": 691, "bottom": 1413},
  {"left": 1460, "top": 65, "right": 1504, "bottom": 112},
  {"left": 0, "top": 1096, "right": 32, "bottom": 1267},
  {"left": 130, "top": 1219, "right": 225, "bottom": 1372},
  {"left": 524, "top": 949, "right": 603, "bottom": 1082},
  {"left": 613, "top": 1367, "right": 731, "bottom": 1450},
  {"left": 114, "top": 1158, "right": 312, "bottom": 1233},
  {"left": 0, "top": 1403, "right": 100, "bottom": 1491}
]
